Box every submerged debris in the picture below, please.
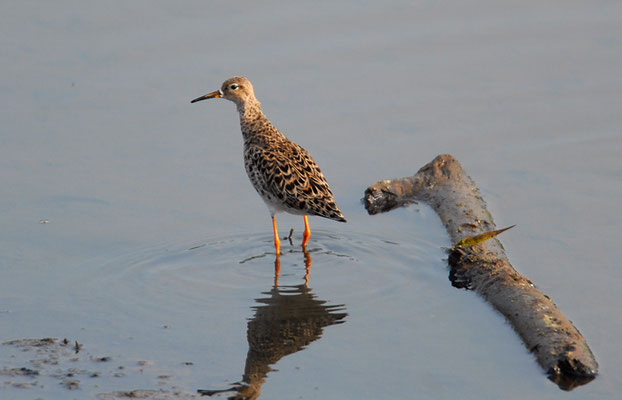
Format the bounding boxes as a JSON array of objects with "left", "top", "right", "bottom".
[
  {"left": 2, "top": 338, "right": 56, "bottom": 348},
  {"left": 0, "top": 367, "right": 40, "bottom": 377},
  {"left": 91, "top": 356, "right": 112, "bottom": 362},
  {"left": 96, "top": 389, "right": 201, "bottom": 399},
  {"left": 61, "top": 379, "right": 80, "bottom": 390}
]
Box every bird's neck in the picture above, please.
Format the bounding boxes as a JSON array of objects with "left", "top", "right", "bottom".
[
  {"left": 237, "top": 98, "right": 263, "bottom": 121},
  {"left": 237, "top": 98, "right": 283, "bottom": 141}
]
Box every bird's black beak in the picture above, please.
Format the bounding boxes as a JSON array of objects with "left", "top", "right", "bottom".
[{"left": 191, "top": 89, "right": 223, "bottom": 103}]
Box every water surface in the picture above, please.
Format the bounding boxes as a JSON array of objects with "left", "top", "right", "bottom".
[{"left": 1, "top": 1, "right": 621, "bottom": 399}]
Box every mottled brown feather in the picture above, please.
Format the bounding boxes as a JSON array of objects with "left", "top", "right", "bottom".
[{"left": 245, "top": 141, "right": 346, "bottom": 221}]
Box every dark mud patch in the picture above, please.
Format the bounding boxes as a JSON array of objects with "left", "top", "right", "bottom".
[
  {"left": 1, "top": 338, "right": 199, "bottom": 398},
  {"left": 97, "top": 389, "right": 200, "bottom": 399}
]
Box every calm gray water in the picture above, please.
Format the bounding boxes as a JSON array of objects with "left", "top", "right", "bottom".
[{"left": 1, "top": 1, "right": 621, "bottom": 399}]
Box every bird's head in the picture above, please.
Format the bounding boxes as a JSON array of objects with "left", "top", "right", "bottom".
[{"left": 191, "top": 76, "right": 256, "bottom": 106}]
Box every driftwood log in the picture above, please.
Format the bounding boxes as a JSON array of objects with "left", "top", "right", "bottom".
[{"left": 363, "top": 154, "right": 598, "bottom": 390}]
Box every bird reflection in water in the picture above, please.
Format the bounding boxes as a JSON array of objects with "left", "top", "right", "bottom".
[
  {"left": 273, "top": 246, "right": 313, "bottom": 287},
  {"left": 198, "top": 251, "right": 347, "bottom": 399}
]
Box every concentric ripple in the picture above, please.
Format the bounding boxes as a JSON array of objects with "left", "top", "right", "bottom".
[{"left": 71, "top": 229, "right": 448, "bottom": 319}]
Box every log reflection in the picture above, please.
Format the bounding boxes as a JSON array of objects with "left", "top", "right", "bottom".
[{"left": 199, "top": 257, "right": 347, "bottom": 399}]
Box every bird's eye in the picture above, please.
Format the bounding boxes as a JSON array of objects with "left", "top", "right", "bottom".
[{"left": 230, "top": 84, "right": 239, "bottom": 90}]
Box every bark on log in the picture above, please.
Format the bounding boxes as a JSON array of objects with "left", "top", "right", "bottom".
[{"left": 363, "top": 154, "right": 598, "bottom": 390}]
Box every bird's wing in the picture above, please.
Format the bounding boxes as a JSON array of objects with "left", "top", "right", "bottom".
[{"left": 249, "top": 142, "right": 346, "bottom": 221}]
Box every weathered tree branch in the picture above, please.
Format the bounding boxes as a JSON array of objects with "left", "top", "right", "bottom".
[{"left": 363, "top": 154, "right": 598, "bottom": 390}]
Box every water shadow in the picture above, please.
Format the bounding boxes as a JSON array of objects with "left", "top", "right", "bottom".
[{"left": 198, "top": 252, "right": 347, "bottom": 399}]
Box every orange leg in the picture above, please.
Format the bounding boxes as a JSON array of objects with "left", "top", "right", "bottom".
[
  {"left": 272, "top": 216, "right": 281, "bottom": 255},
  {"left": 302, "top": 246, "right": 311, "bottom": 286},
  {"left": 274, "top": 254, "right": 281, "bottom": 287},
  {"left": 302, "top": 215, "right": 311, "bottom": 247}
]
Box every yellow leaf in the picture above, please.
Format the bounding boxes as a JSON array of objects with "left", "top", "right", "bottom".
[{"left": 455, "top": 225, "right": 516, "bottom": 247}]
